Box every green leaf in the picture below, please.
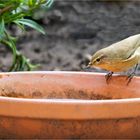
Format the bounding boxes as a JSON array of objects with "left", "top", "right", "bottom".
[
  {"left": 14, "top": 20, "right": 25, "bottom": 31},
  {"left": 28, "top": 0, "right": 36, "bottom": 7},
  {"left": 46, "top": 0, "right": 53, "bottom": 8},
  {"left": 42, "top": 0, "right": 53, "bottom": 9},
  {"left": 0, "top": 18, "right": 5, "bottom": 39},
  {"left": 0, "top": 0, "right": 52, "bottom": 71},
  {"left": 15, "top": 18, "right": 46, "bottom": 34}
]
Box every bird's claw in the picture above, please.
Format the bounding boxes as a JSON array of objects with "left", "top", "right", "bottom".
[
  {"left": 105, "top": 71, "right": 113, "bottom": 84},
  {"left": 126, "top": 73, "right": 135, "bottom": 85},
  {"left": 126, "top": 64, "right": 138, "bottom": 85}
]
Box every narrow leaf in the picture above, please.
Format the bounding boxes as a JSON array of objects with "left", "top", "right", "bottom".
[
  {"left": 0, "top": 18, "right": 5, "bottom": 39},
  {"left": 14, "top": 20, "right": 25, "bottom": 31},
  {"left": 46, "top": 0, "right": 53, "bottom": 8},
  {"left": 15, "top": 18, "right": 46, "bottom": 34}
]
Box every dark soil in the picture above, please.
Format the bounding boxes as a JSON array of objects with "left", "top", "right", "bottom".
[{"left": 1, "top": 1, "right": 140, "bottom": 74}]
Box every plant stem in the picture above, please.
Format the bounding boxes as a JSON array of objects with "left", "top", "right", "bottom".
[{"left": 0, "top": 5, "right": 13, "bottom": 15}]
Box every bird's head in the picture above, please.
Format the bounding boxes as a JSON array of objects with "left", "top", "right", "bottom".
[{"left": 87, "top": 49, "right": 109, "bottom": 70}]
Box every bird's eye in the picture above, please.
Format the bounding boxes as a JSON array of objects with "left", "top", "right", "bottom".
[{"left": 96, "top": 58, "right": 101, "bottom": 62}]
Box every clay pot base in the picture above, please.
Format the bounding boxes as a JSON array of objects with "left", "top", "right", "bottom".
[{"left": 0, "top": 71, "right": 140, "bottom": 139}]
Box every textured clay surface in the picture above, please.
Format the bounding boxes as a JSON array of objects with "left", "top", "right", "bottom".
[{"left": 0, "top": 116, "right": 140, "bottom": 139}]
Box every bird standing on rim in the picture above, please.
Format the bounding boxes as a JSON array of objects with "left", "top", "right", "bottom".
[{"left": 87, "top": 34, "right": 140, "bottom": 84}]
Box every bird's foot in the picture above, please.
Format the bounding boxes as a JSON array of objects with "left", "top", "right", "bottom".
[
  {"left": 105, "top": 71, "right": 113, "bottom": 84},
  {"left": 126, "top": 72, "right": 135, "bottom": 85},
  {"left": 126, "top": 64, "right": 138, "bottom": 85}
]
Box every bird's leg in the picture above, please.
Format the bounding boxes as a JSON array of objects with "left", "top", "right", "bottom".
[
  {"left": 126, "top": 64, "right": 138, "bottom": 85},
  {"left": 105, "top": 71, "right": 113, "bottom": 84}
]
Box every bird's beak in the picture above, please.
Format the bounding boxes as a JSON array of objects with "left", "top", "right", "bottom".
[
  {"left": 87, "top": 62, "right": 92, "bottom": 67},
  {"left": 83, "top": 62, "right": 94, "bottom": 71}
]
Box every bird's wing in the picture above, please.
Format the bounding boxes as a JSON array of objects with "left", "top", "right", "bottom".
[
  {"left": 107, "top": 34, "right": 140, "bottom": 60},
  {"left": 133, "top": 46, "right": 140, "bottom": 63},
  {"left": 122, "top": 46, "right": 140, "bottom": 64}
]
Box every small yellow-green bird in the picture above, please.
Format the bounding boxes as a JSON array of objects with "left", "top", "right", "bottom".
[{"left": 87, "top": 34, "right": 140, "bottom": 84}]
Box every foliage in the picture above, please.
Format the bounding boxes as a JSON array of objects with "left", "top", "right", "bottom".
[{"left": 0, "top": 0, "right": 53, "bottom": 71}]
